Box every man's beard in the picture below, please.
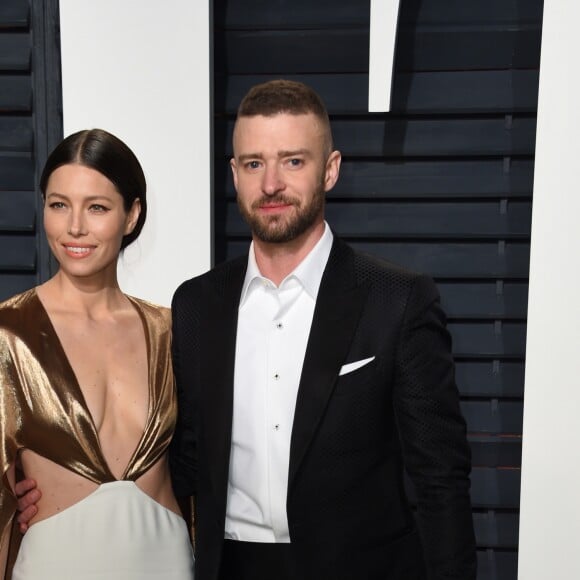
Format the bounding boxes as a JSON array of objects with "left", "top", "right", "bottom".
[{"left": 238, "top": 183, "right": 325, "bottom": 244}]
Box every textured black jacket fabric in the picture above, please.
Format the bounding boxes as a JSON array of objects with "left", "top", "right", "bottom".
[{"left": 170, "top": 237, "right": 476, "bottom": 580}]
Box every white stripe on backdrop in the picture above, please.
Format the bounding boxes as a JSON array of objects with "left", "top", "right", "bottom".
[
  {"left": 59, "top": 0, "right": 212, "bottom": 306},
  {"left": 519, "top": 1, "right": 580, "bottom": 577},
  {"left": 368, "top": 0, "right": 400, "bottom": 112}
]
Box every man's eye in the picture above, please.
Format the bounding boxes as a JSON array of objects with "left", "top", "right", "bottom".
[
  {"left": 288, "top": 158, "right": 303, "bottom": 167},
  {"left": 247, "top": 161, "right": 261, "bottom": 170}
]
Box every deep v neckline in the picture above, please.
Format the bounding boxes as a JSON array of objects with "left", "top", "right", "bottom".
[{"left": 32, "top": 288, "right": 153, "bottom": 481}]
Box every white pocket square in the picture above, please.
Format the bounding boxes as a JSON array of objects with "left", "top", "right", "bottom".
[{"left": 339, "top": 356, "right": 376, "bottom": 376}]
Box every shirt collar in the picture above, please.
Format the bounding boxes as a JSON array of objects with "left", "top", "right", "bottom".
[{"left": 240, "top": 222, "right": 333, "bottom": 305}]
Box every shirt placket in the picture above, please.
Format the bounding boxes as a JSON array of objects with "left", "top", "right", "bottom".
[{"left": 266, "top": 281, "right": 300, "bottom": 540}]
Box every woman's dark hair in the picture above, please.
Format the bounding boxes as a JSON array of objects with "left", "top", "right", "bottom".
[{"left": 40, "top": 129, "right": 147, "bottom": 249}]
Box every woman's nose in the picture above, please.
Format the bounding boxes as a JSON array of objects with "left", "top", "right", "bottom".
[{"left": 67, "top": 211, "right": 87, "bottom": 236}]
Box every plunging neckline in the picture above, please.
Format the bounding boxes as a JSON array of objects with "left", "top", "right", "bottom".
[{"left": 32, "top": 288, "right": 153, "bottom": 482}]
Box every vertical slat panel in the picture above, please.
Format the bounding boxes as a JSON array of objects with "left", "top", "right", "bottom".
[
  {"left": 213, "top": 1, "right": 541, "bottom": 577},
  {"left": 0, "top": 0, "right": 61, "bottom": 301}
]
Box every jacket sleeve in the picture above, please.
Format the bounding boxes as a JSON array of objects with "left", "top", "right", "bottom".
[
  {"left": 169, "top": 284, "right": 198, "bottom": 499},
  {"left": 393, "top": 274, "right": 477, "bottom": 580}
]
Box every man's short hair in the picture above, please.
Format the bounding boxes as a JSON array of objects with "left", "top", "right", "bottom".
[{"left": 236, "top": 79, "right": 334, "bottom": 153}]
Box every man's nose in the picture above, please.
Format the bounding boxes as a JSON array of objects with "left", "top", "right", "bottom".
[{"left": 261, "top": 164, "right": 285, "bottom": 195}]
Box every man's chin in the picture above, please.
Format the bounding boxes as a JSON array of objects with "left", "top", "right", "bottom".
[
  {"left": 254, "top": 227, "right": 295, "bottom": 244},
  {"left": 247, "top": 216, "right": 289, "bottom": 243},
  {"left": 246, "top": 207, "right": 322, "bottom": 244}
]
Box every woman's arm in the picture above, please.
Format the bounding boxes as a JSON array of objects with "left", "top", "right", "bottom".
[
  {"left": 0, "top": 532, "right": 8, "bottom": 580},
  {"left": 1, "top": 465, "right": 16, "bottom": 579}
]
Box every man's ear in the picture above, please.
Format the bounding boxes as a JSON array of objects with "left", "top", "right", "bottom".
[
  {"left": 230, "top": 157, "right": 239, "bottom": 191},
  {"left": 124, "top": 198, "right": 141, "bottom": 235},
  {"left": 323, "top": 150, "right": 342, "bottom": 192}
]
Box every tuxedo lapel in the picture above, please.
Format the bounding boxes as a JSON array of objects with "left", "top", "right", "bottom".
[
  {"left": 288, "top": 240, "right": 369, "bottom": 490},
  {"left": 200, "top": 258, "right": 247, "bottom": 503}
]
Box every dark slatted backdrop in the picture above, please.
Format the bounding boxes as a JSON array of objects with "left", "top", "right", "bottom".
[
  {"left": 213, "top": 1, "right": 542, "bottom": 578},
  {"left": 0, "top": 0, "right": 61, "bottom": 302},
  {"left": 0, "top": 1, "right": 541, "bottom": 578}
]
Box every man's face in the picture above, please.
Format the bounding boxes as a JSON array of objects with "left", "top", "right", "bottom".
[{"left": 230, "top": 112, "right": 340, "bottom": 244}]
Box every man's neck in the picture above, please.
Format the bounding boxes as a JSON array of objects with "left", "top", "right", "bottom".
[{"left": 252, "top": 222, "right": 325, "bottom": 286}]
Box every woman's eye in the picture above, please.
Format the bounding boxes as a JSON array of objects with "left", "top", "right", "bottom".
[
  {"left": 48, "top": 201, "right": 66, "bottom": 209},
  {"left": 90, "top": 204, "right": 109, "bottom": 212}
]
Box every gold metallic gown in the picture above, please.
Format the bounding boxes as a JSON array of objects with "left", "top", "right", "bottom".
[{"left": 0, "top": 289, "right": 177, "bottom": 578}]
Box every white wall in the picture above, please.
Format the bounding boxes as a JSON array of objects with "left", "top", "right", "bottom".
[
  {"left": 518, "top": 1, "right": 580, "bottom": 577},
  {"left": 59, "top": 0, "right": 211, "bottom": 306}
]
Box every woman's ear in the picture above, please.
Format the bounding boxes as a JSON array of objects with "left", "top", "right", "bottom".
[{"left": 124, "top": 198, "right": 141, "bottom": 235}]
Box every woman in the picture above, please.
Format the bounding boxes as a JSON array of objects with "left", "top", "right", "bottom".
[{"left": 0, "top": 130, "right": 194, "bottom": 579}]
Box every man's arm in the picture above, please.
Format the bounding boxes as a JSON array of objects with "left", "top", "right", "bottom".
[
  {"left": 394, "top": 274, "right": 476, "bottom": 579},
  {"left": 169, "top": 284, "right": 198, "bottom": 499},
  {"left": 13, "top": 478, "right": 41, "bottom": 533}
]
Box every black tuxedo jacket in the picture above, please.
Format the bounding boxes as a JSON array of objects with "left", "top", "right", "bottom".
[{"left": 170, "top": 238, "right": 476, "bottom": 580}]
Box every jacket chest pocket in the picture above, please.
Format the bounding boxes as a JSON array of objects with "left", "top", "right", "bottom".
[{"left": 333, "top": 355, "right": 380, "bottom": 396}]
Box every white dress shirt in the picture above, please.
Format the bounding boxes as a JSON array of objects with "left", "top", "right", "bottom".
[{"left": 224, "top": 223, "right": 333, "bottom": 542}]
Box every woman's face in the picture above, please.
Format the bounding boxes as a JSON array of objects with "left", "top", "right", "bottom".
[{"left": 43, "top": 163, "right": 140, "bottom": 281}]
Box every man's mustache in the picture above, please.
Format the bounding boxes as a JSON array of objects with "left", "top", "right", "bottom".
[{"left": 251, "top": 195, "right": 298, "bottom": 209}]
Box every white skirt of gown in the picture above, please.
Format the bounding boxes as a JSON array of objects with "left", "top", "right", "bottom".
[{"left": 12, "top": 480, "right": 195, "bottom": 579}]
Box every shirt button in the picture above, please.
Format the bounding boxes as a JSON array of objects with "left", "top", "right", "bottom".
[
  {"left": 274, "top": 424, "right": 280, "bottom": 431},
  {"left": 274, "top": 373, "right": 280, "bottom": 380},
  {"left": 276, "top": 322, "right": 283, "bottom": 329}
]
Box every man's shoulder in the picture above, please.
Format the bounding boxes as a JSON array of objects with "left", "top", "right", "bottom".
[
  {"left": 334, "top": 239, "right": 438, "bottom": 303},
  {"left": 337, "top": 239, "right": 427, "bottom": 284},
  {"left": 354, "top": 249, "right": 417, "bottom": 278},
  {"left": 172, "top": 254, "right": 248, "bottom": 304}
]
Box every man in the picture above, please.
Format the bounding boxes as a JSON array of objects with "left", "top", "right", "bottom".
[
  {"left": 17, "top": 80, "right": 476, "bottom": 579},
  {"left": 170, "top": 80, "right": 476, "bottom": 579}
]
